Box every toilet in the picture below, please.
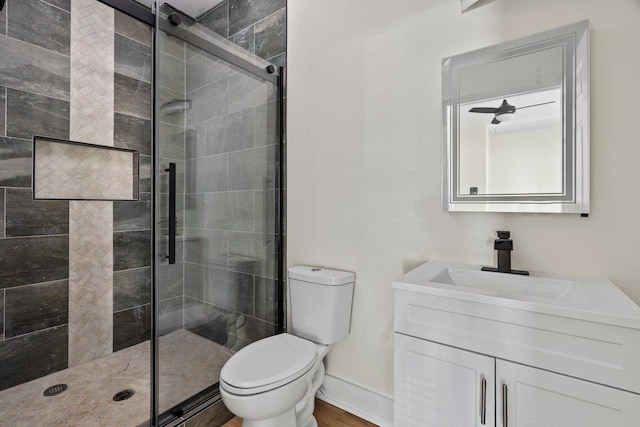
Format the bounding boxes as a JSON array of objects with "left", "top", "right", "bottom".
[{"left": 219, "top": 266, "right": 355, "bottom": 427}]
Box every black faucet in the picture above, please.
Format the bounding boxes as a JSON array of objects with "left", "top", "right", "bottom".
[{"left": 481, "top": 231, "right": 529, "bottom": 276}]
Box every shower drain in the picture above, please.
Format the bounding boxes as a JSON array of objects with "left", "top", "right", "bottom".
[
  {"left": 43, "top": 384, "right": 67, "bottom": 397},
  {"left": 113, "top": 389, "right": 135, "bottom": 402}
]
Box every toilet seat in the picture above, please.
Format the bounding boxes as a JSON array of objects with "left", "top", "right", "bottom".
[{"left": 220, "top": 333, "right": 318, "bottom": 396}]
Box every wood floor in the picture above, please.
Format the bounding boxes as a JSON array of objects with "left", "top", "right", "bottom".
[{"left": 223, "top": 399, "right": 377, "bottom": 426}]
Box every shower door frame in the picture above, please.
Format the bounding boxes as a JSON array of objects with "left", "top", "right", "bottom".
[
  {"left": 151, "top": 3, "right": 286, "bottom": 426},
  {"left": 90, "top": 1, "right": 285, "bottom": 425}
]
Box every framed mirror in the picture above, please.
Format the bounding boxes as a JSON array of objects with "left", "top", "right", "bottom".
[{"left": 442, "top": 21, "right": 589, "bottom": 213}]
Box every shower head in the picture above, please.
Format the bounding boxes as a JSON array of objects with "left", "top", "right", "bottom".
[{"left": 161, "top": 99, "right": 192, "bottom": 115}]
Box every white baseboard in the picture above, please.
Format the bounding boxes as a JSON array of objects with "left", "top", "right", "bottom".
[{"left": 316, "top": 373, "right": 394, "bottom": 427}]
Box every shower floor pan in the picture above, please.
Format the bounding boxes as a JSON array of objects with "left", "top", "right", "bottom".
[{"left": 0, "top": 329, "right": 233, "bottom": 426}]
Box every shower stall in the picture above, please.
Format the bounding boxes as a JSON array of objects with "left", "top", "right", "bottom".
[{"left": 0, "top": 0, "right": 285, "bottom": 425}]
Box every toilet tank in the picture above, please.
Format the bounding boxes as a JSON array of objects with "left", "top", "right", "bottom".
[{"left": 289, "top": 266, "right": 355, "bottom": 345}]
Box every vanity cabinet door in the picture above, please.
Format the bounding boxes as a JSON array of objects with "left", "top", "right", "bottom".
[
  {"left": 496, "top": 360, "right": 640, "bottom": 427},
  {"left": 395, "top": 334, "right": 495, "bottom": 426}
]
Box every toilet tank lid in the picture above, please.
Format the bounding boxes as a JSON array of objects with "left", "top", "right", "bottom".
[{"left": 288, "top": 266, "right": 355, "bottom": 286}]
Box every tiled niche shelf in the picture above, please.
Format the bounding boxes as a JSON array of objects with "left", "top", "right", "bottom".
[{"left": 33, "top": 136, "right": 140, "bottom": 201}]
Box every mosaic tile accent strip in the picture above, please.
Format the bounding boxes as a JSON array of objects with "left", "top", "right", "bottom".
[
  {"left": 68, "top": 0, "right": 116, "bottom": 367},
  {"left": 68, "top": 200, "right": 114, "bottom": 366},
  {"left": 69, "top": 0, "right": 115, "bottom": 146}
]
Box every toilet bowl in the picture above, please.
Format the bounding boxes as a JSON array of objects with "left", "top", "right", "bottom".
[{"left": 219, "top": 266, "right": 355, "bottom": 427}]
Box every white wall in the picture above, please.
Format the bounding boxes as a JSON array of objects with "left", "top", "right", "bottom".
[
  {"left": 287, "top": 0, "right": 640, "bottom": 399},
  {"left": 459, "top": 126, "right": 488, "bottom": 194},
  {"left": 486, "top": 125, "right": 562, "bottom": 194}
]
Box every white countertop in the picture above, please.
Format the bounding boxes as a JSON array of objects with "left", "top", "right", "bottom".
[{"left": 392, "top": 261, "right": 640, "bottom": 329}]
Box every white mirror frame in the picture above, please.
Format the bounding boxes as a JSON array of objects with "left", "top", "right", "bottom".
[{"left": 442, "top": 20, "right": 589, "bottom": 214}]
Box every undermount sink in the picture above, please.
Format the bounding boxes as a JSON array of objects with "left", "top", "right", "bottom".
[{"left": 430, "top": 267, "right": 587, "bottom": 305}]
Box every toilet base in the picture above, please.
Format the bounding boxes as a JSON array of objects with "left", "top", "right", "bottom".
[
  {"left": 242, "top": 409, "right": 296, "bottom": 427},
  {"left": 301, "top": 414, "right": 318, "bottom": 427}
]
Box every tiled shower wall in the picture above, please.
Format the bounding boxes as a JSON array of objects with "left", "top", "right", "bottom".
[
  {"left": 0, "top": 0, "right": 151, "bottom": 391},
  {"left": 179, "top": 0, "right": 286, "bottom": 351}
]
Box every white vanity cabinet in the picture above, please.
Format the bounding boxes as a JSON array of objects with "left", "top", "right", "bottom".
[
  {"left": 393, "top": 261, "right": 640, "bottom": 427},
  {"left": 496, "top": 360, "right": 640, "bottom": 427},
  {"left": 395, "top": 334, "right": 495, "bottom": 426}
]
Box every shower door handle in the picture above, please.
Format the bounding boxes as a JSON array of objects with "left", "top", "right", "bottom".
[
  {"left": 263, "top": 176, "right": 272, "bottom": 246},
  {"left": 165, "top": 162, "right": 176, "bottom": 264}
]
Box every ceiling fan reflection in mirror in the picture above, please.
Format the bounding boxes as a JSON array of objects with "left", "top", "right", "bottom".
[{"left": 469, "top": 99, "right": 555, "bottom": 124}]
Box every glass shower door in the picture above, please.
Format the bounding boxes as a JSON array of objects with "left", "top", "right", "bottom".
[{"left": 153, "top": 3, "right": 282, "bottom": 424}]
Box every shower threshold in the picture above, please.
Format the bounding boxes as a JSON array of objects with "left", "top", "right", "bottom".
[{"left": 0, "top": 329, "right": 233, "bottom": 426}]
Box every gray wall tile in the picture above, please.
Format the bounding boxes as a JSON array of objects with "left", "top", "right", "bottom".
[
  {"left": 0, "top": 235, "right": 69, "bottom": 289},
  {"left": 159, "top": 86, "right": 185, "bottom": 127},
  {"left": 254, "top": 189, "right": 276, "bottom": 233},
  {"left": 184, "top": 193, "right": 205, "bottom": 229},
  {"left": 160, "top": 122, "right": 186, "bottom": 160},
  {"left": 0, "top": 290, "right": 4, "bottom": 339},
  {"left": 5, "top": 188, "right": 69, "bottom": 237},
  {"left": 8, "top": 0, "right": 71, "bottom": 56},
  {"left": 184, "top": 229, "right": 228, "bottom": 267},
  {"left": 184, "top": 297, "right": 228, "bottom": 345},
  {"left": 0, "top": 137, "right": 32, "bottom": 187},
  {"left": 114, "top": 73, "right": 151, "bottom": 119},
  {"left": 229, "top": 25, "right": 255, "bottom": 54},
  {"left": 206, "top": 267, "right": 254, "bottom": 315},
  {"left": 139, "top": 155, "right": 151, "bottom": 192},
  {"left": 186, "top": 122, "right": 207, "bottom": 160},
  {"left": 113, "top": 267, "right": 151, "bottom": 312},
  {"left": 198, "top": 1, "right": 229, "bottom": 38},
  {"left": 4, "top": 280, "right": 69, "bottom": 337},
  {"left": 206, "top": 54, "right": 236, "bottom": 84},
  {"left": 228, "top": 72, "right": 276, "bottom": 114},
  {"left": 115, "top": 10, "right": 151, "bottom": 47},
  {"left": 255, "top": 276, "right": 275, "bottom": 323},
  {"left": 0, "top": 5, "right": 6, "bottom": 36},
  {"left": 160, "top": 51, "right": 185, "bottom": 93},
  {"left": 6, "top": 89, "right": 69, "bottom": 140},
  {"left": 159, "top": 296, "right": 183, "bottom": 336},
  {"left": 115, "top": 33, "right": 151, "bottom": 83},
  {"left": 254, "top": 101, "right": 278, "bottom": 147},
  {"left": 0, "top": 325, "right": 68, "bottom": 392},
  {"left": 114, "top": 112, "right": 151, "bottom": 156},
  {"left": 229, "top": 0, "right": 284, "bottom": 36},
  {"left": 184, "top": 262, "right": 205, "bottom": 300},
  {"left": 43, "top": 0, "right": 71, "bottom": 12},
  {"left": 227, "top": 313, "right": 273, "bottom": 351},
  {"left": 267, "top": 52, "right": 286, "bottom": 68},
  {"left": 205, "top": 191, "right": 254, "bottom": 231},
  {"left": 4, "top": 203, "right": 59, "bottom": 253},
  {"left": 227, "top": 231, "right": 274, "bottom": 277},
  {"left": 160, "top": 32, "right": 185, "bottom": 58},
  {"left": 185, "top": 263, "right": 254, "bottom": 316},
  {"left": 229, "top": 145, "right": 275, "bottom": 191},
  {"left": 186, "top": 53, "right": 206, "bottom": 93},
  {"left": 0, "top": 35, "right": 70, "bottom": 100},
  {"left": 113, "top": 304, "right": 150, "bottom": 351},
  {"left": 254, "top": 9, "right": 285, "bottom": 60},
  {"left": 0, "top": 87, "right": 5, "bottom": 136},
  {"left": 186, "top": 154, "right": 228, "bottom": 193},
  {"left": 158, "top": 261, "right": 184, "bottom": 300},
  {"left": 113, "top": 230, "right": 151, "bottom": 271},
  {"left": 206, "top": 108, "right": 254, "bottom": 155},
  {"left": 187, "top": 78, "right": 228, "bottom": 126},
  {"left": 0, "top": 189, "right": 4, "bottom": 239},
  {"left": 114, "top": 192, "right": 151, "bottom": 232}
]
